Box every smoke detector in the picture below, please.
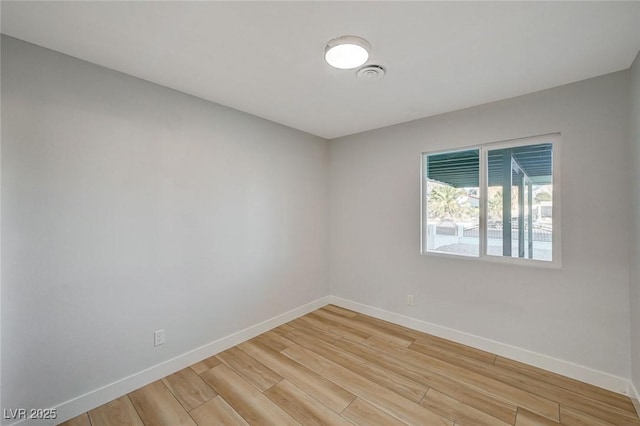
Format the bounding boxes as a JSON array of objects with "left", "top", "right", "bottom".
[{"left": 357, "top": 65, "right": 385, "bottom": 81}]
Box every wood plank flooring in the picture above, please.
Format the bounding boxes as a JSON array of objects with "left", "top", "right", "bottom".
[{"left": 60, "top": 305, "right": 639, "bottom": 426}]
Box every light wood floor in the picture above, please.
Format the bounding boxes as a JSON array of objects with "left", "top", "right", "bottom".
[{"left": 61, "top": 305, "right": 639, "bottom": 426}]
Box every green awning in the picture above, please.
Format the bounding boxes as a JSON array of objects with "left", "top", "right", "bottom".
[{"left": 426, "top": 143, "right": 552, "bottom": 188}]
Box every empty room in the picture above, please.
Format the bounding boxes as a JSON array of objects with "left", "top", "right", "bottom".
[{"left": 3, "top": 1, "right": 640, "bottom": 425}]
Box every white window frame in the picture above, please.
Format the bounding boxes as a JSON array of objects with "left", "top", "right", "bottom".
[{"left": 420, "top": 133, "right": 561, "bottom": 269}]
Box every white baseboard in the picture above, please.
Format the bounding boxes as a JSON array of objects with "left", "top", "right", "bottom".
[
  {"left": 7, "top": 296, "right": 330, "bottom": 426},
  {"left": 630, "top": 380, "right": 640, "bottom": 417},
  {"left": 328, "top": 296, "right": 631, "bottom": 396}
]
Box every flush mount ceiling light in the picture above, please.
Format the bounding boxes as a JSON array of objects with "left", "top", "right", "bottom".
[{"left": 325, "top": 35, "right": 371, "bottom": 70}]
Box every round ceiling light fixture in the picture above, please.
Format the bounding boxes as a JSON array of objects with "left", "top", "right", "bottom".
[{"left": 324, "top": 35, "right": 371, "bottom": 70}]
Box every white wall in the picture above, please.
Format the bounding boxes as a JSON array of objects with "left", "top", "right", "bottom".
[
  {"left": 1, "top": 36, "right": 329, "bottom": 417},
  {"left": 630, "top": 51, "right": 640, "bottom": 394},
  {"left": 329, "top": 71, "right": 631, "bottom": 379}
]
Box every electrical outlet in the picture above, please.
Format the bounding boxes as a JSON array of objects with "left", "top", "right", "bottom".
[
  {"left": 407, "top": 294, "right": 414, "bottom": 306},
  {"left": 154, "top": 329, "right": 165, "bottom": 346}
]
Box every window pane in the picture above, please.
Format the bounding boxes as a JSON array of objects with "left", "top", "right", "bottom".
[
  {"left": 486, "top": 143, "right": 552, "bottom": 261},
  {"left": 423, "top": 149, "right": 480, "bottom": 256}
]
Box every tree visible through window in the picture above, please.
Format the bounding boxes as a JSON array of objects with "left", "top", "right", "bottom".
[{"left": 422, "top": 135, "right": 558, "bottom": 264}]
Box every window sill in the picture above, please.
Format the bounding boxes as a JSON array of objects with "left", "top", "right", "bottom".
[{"left": 421, "top": 250, "right": 562, "bottom": 270}]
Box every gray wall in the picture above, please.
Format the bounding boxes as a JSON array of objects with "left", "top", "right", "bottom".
[
  {"left": 630, "top": 51, "right": 640, "bottom": 392},
  {"left": 2, "top": 32, "right": 638, "bottom": 417},
  {"left": 1, "top": 36, "right": 329, "bottom": 413},
  {"left": 329, "top": 71, "right": 631, "bottom": 378}
]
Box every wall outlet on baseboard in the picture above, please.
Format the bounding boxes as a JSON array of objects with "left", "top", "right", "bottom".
[
  {"left": 154, "top": 329, "right": 165, "bottom": 346},
  {"left": 407, "top": 295, "right": 414, "bottom": 306}
]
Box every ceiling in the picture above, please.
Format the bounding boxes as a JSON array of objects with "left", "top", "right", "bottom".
[{"left": 2, "top": 2, "right": 640, "bottom": 139}]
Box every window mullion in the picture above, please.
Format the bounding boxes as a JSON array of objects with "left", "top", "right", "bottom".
[{"left": 479, "top": 147, "right": 488, "bottom": 258}]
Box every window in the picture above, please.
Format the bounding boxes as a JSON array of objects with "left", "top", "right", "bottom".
[{"left": 421, "top": 134, "right": 560, "bottom": 266}]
